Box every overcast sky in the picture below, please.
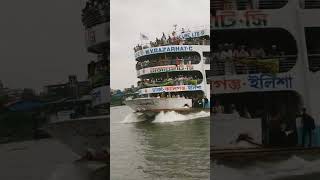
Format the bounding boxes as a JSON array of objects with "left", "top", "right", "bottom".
[
  {"left": 110, "top": 0, "right": 210, "bottom": 90},
  {"left": 0, "top": 0, "right": 90, "bottom": 92}
]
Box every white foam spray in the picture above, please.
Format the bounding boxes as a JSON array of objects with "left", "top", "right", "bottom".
[
  {"left": 121, "top": 112, "right": 147, "bottom": 123},
  {"left": 152, "top": 111, "right": 210, "bottom": 123}
]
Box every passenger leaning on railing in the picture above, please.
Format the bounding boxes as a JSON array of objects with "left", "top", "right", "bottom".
[
  {"left": 250, "top": 45, "right": 266, "bottom": 73},
  {"left": 234, "top": 45, "right": 250, "bottom": 74},
  {"left": 220, "top": 43, "right": 236, "bottom": 75},
  {"left": 213, "top": 42, "right": 286, "bottom": 75}
]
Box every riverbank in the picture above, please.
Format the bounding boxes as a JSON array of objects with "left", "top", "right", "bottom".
[{"left": 0, "top": 111, "right": 50, "bottom": 144}]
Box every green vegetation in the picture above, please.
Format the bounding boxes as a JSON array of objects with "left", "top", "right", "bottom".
[{"left": 111, "top": 95, "right": 124, "bottom": 107}]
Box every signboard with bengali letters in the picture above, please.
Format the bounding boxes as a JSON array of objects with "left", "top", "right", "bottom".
[
  {"left": 210, "top": 73, "right": 294, "bottom": 94},
  {"left": 138, "top": 85, "right": 203, "bottom": 95},
  {"left": 137, "top": 64, "right": 194, "bottom": 76},
  {"left": 211, "top": 10, "right": 268, "bottom": 29}
]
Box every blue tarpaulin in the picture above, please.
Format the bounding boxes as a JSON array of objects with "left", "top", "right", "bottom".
[{"left": 6, "top": 100, "right": 43, "bottom": 112}]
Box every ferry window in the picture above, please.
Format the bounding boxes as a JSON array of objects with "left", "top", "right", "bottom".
[
  {"left": 138, "top": 71, "right": 203, "bottom": 89},
  {"left": 301, "top": 0, "right": 320, "bottom": 9},
  {"left": 305, "top": 27, "right": 320, "bottom": 72},
  {"left": 211, "top": 0, "right": 288, "bottom": 13},
  {"left": 203, "top": 52, "right": 211, "bottom": 64},
  {"left": 211, "top": 28, "right": 297, "bottom": 75},
  {"left": 136, "top": 52, "right": 201, "bottom": 70}
]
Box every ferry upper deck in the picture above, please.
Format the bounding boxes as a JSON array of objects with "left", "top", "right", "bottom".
[
  {"left": 209, "top": 0, "right": 320, "bottom": 94},
  {"left": 81, "top": 0, "right": 109, "bottom": 54},
  {"left": 134, "top": 27, "right": 210, "bottom": 60}
]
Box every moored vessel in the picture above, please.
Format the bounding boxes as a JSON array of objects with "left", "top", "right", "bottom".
[{"left": 44, "top": 0, "right": 109, "bottom": 162}]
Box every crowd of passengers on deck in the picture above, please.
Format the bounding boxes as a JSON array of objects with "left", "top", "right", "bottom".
[
  {"left": 81, "top": 0, "right": 108, "bottom": 27},
  {"left": 136, "top": 56, "right": 200, "bottom": 70},
  {"left": 134, "top": 29, "right": 209, "bottom": 52},
  {"left": 138, "top": 74, "right": 201, "bottom": 88},
  {"left": 212, "top": 43, "right": 285, "bottom": 74},
  {"left": 82, "top": 0, "right": 108, "bottom": 13},
  {"left": 87, "top": 55, "right": 109, "bottom": 77}
]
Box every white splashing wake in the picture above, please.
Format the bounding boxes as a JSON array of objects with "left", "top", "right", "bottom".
[
  {"left": 152, "top": 111, "right": 210, "bottom": 123},
  {"left": 121, "top": 112, "right": 147, "bottom": 123}
]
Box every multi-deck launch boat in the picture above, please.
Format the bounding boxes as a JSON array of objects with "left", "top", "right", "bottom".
[
  {"left": 44, "top": 0, "right": 109, "bottom": 162},
  {"left": 125, "top": 26, "right": 211, "bottom": 114},
  {"left": 210, "top": 0, "right": 320, "bottom": 161}
]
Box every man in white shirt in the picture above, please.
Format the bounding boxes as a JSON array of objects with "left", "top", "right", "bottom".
[{"left": 221, "top": 43, "right": 235, "bottom": 75}]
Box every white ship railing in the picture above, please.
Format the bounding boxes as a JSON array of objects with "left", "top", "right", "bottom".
[
  {"left": 211, "top": 55, "right": 297, "bottom": 75},
  {"left": 138, "top": 79, "right": 203, "bottom": 89},
  {"left": 136, "top": 57, "right": 201, "bottom": 70}
]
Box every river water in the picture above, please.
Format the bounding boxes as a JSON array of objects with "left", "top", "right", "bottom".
[
  {"left": 0, "top": 139, "right": 106, "bottom": 180},
  {"left": 110, "top": 106, "right": 210, "bottom": 180}
]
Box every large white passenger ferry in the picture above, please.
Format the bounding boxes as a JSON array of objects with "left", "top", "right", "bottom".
[
  {"left": 44, "top": 0, "right": 109, "bottom": 162},
  {"left": 125, "top": 26, "right": 211, "bottom": 113},
  {"left": 210, "top": 0, "right": 320, "bottom": 160}
]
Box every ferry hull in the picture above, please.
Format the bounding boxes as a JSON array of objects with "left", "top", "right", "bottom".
[
  {"left": 43, "top": 115, "right": 108, "bottom": 161},
  {"left": 124, "top": 98, "right": 192, "bottom": 112}
]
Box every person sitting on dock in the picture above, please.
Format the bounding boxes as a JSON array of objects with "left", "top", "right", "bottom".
[{"left": 301, "top": 108, "right": 316, "bottom": 147}]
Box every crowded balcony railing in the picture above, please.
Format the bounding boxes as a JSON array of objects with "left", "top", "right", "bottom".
[
  {"left": 308, "top": 54, "right": 320, "bottom": 72},
  {"left": 212, "top": 55, "right": 297, "bottom": 75},
  {"left": 87, "top": 55, "right": 109, "bottom": 85},
  {"left": 134, "top": 27, "right": 210, "bottom": 53},
  {"left": 90, "top": 72, "right": 109, "bottom": 88},
  {"left": 211, "top": 43, "right": 297, "bottom": 75},
  {"left": 136, "top": 56, "right": 201, "bottom": 70},
  {"left": 301, "top": 0, "right": 320, "bottom": 9},
  {"left": 144, "top": 91, "right": 205, "bottom": 100},
  {"left": 211, "top": 0, "right": 288, "bottom": 11},
  {"left": 82, "top": 0, "right": 109, "bottom": 28},
  {"left": 138, "top": 75, "right": 203, "bottom": 89},
  {"left": 134, "top": 37, "right": 209, "bottom": 52}
]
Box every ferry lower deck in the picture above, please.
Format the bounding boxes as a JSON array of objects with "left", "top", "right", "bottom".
[
  {"left": 211, "top": 146, "right": 320, "bottom": 163},
  {"left": 210, "top": 90, "right": 320, "bottom": 158}
]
